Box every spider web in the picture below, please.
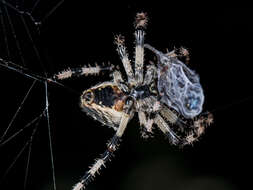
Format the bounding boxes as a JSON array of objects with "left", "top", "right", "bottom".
[{"left": 0, "top": 1, "right": 64, "bottom": 189}]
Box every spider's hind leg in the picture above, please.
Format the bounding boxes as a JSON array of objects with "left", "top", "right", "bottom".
[
  {"left": 154, "top": 113, "right": 181, "bottom": 145},
  {"left": 182, "top": 112, "right": 213, "bottom": 145},
  {"left": 158, "top": 105, "right": 213, "bottom": 146}
]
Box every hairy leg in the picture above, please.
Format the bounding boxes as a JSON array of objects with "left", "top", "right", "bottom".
[
  {"left": 113, "top": 70, "right": 128, "bottom": 92},
  {"left": 134, "top": 12, "right": 148, "bottom": 86},
  {"left": 143, "top": 62, "right": 157, "bottom": 86},
  {"left": 114, "top": 35, "right": 135, "bottom": 86},
  {"left": 158, "top": 104, "right": 213, "bottom": 146},
  {"left": 72, "top": 113, "right": 131, "bottom": 190},
  {"left": 138, "top": 111, "right": 154, "bottom": 138},
  {"left": 52, "top": 63, "right": 113, "bottom": 80},
  {"left": 154, "top": 114, "right": 180, "bottom": 145},
  {"left": 134, "top": 29, "right": 145, "bottom": 85}
]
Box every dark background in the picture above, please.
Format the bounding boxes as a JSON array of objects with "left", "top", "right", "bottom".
[{"left": 0, "top": 1, "right": 252, "bottom": 190}]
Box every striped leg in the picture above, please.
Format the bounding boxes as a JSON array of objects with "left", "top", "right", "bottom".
[
  {"left": 134, "top": 29, "right": 145, "bottom": 85},
  {"left": 72, "top": 113, "right": 130, "bottom": 190},
  {"left": 183, "top": 112, "right": 213, "bottom": 145},
  {"left": 143, "top": 62, "right": 157, "bottom": 86},
  {"left": 158, "top": 105, "right": 213, "bottom": 146},
  {"left": 113, "top": 70, "right": 129, "bottom": 93},
  {"left": 138, "top": 111, "right": 154, "bottom": 138},
  {"left": 179, "top": 47, "right": 190, "bottom": 65},
  {"left": 115, "top": 35, "right": 135, "bottom": 86},
  {"left": 137, "top": 97, "right": 160, "bottom": 138},
  {"left": 154, "top": 114, "right": 181, "bottom": 145},
  {"left": 134, "top": 12, "right": 148, "bottom": 86},
  {"left": 52, "top": 63, "right": 113, "bottom": 80}
]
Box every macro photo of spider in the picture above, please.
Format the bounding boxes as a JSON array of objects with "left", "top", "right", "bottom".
[
  {"left": 45, "top": 13, "right": 212, "bottom": 190},
  {"left": 1, "top": 1, "right": 253, "bottom": 190}
]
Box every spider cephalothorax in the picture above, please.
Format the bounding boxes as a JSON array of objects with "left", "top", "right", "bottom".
[{"left": 53, "top": 12, "right": 213, "bottom": 190}]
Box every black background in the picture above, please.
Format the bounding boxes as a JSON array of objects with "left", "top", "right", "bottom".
[{"left": 0, "top": 1, "right": 252, "bottom": 190}]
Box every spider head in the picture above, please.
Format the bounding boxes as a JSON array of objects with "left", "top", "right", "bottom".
[{"left": 80, "top": 82, "right": 127, "bottom": 129}]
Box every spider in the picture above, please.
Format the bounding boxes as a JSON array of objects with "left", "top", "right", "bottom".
[{"left": 50, "top": 13, "right": 213, "bottom": 190}]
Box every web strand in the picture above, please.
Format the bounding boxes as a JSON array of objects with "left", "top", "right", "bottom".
[
  {"left": 20, "top": 14, "right": 47, "bottom": 76},
  {"left": 41, "top": 0, "right": 64, "bottom": 24},
  {"left": 0, "top": 1, "right": 61, "bottom": 189},
  {"left": 0, "top": 6, "right": 10, "bottom": 59},
  {"left": 1, "top": 1, "right": 25, "bottom": 65},
  {"left": 24, "top": 121, "right": 39, "bottom": 190},
  {"left": 0, "top": 110, "right": 45, "bottom": 147},
  {"left": 45, "top": 81, "right": 57, "bottom": 190},
  {"left": 30, "top": 0, "right": 41, "bottom": 14},
  {"left": 0, "top": 118, "right": 40, "bottom": 184},
  {"left": 0, "top": 80, "right": 37, "bottom": 143}
]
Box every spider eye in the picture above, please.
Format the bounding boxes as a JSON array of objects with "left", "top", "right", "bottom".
[{"left": 82, "top": 91, "right": 94, "bottom": 104}]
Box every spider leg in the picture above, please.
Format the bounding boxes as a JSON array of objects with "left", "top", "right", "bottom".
[
  {"left": 159, "top": 104, "right": 213, "bottom": 146},
  {"left": 115, "top": 35, "right": 135, "bottom": 86},
  {"left": 52, "top": 63, "right": 113, "bottom": 80},
  {"left": 138, "top": 111, "right": 154, "bottom": 138},
  {"left": 143, "top": 62, "right": 157, "bottom": 86},
  {"left": 182, "top": 112, "right": 213, "bottom": 145},
  {"left": 154, "top": 114, "right": 181, "bottom": 145},
  {"left": 72, "top": 104, "right": 133, "bottom": 190},
  {"left": 179, "top": 47, "right": 190, "bottom": 65},
  {"left": 113, "top": 70, "right": 128, "bottom": 92},
  {"left": 134, "top": 29, "right": 145, "bottom": 86},
  {"left": 137, "top": 97, "right": 160, "bottom": 137},
  {"left": 113, "top": 70, "right": 123, "bottom": 83},
  {"left": 134, "top": 13, "right": 148, "bottom": 86}
]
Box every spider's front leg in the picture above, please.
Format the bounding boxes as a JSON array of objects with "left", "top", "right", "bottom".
[
  {"left": 134, "top": 13, "right": 148, "bottom": 86},
  {"left": 113, "top": 70, "right": 129, "bottom": 92},
  {"left": 72, "top": 100, "right": 133, "bottom": 190},
  {"left": 52, "top": 63, "right": 113, "bottom": 80},
  {"left": 115, "top": 35, "right": 135, "bottom": 86},
  {"left": 134, "top": 29, "right": 145, "bottom": 85}
]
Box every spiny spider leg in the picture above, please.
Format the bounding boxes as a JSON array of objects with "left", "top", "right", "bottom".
[
  {"left": 136, "top": 97, "right": 161, "bottom": 137},
  {"left": 154, "top": 114, "right": 181, "bottom": 145},
  {"left": 138, "top": 110, "right": 154, "bottom": 138},
  {"left": 143, "top": 62, "right": 157, "bottom": 86},
  {"left": 182, "top": 113, "right": 213, "bottom": 145},
  {"left": 113, "top": 70, "right": 129, "bottom": 92},
  {"left": 179, "top": 47, "right": 190, "bottom": 65},
  {"left": 114, "top": 35, "right": 135, "bottom": 86},
  {"left": 134, "top": 12, "right": 148, "bottom": 86},
  {"left": 72, "top": 103, "right": 133, "bottom": 190},
  {"left": 53, "top": 63, "right": 113, "bottom": 80},
  {"left": 158, "top": 104, "right": 213, "bottom": 146},
  {"left": 134, "top": 29, "right": 145, "bottom": 85}
]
